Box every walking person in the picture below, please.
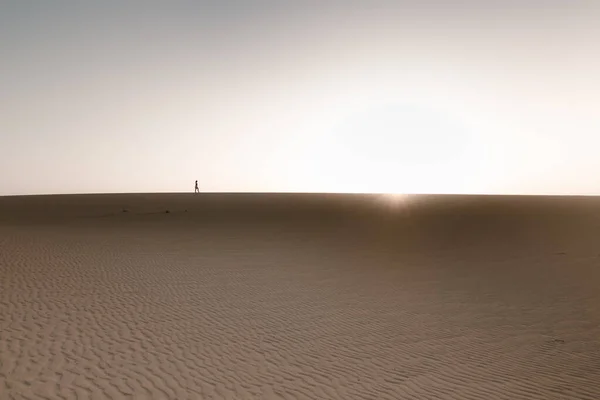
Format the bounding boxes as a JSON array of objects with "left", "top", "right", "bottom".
[{"left": 194, "top": 180, "right": 199, "bottom": 194}]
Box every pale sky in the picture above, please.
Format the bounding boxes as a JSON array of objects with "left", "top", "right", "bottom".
[{"left": 2, "top": 1, "right": 599, "bottom": 195}]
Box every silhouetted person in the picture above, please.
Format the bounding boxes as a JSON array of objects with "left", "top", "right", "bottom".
[{"left": 194, "top": 180, "right": 199, "bottom": 193}]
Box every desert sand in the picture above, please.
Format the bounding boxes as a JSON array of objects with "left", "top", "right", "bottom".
[{"left": 1, "top": 193, "right": 599, "bottom": 399}]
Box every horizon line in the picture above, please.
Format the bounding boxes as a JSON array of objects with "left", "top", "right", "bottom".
[{"left": 2, "top": 191, "right": 600, "bottom": 198}]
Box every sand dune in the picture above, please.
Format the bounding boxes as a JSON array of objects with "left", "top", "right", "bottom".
[{"left": 1, "top": 193, "right": 600, "bottom": 399}]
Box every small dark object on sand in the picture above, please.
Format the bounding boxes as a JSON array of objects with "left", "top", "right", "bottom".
[
  {"left": 165, "top": 210, "right": 170, "bottom": 214},
  {"left": 122, "top": 208, "right": 129, "bottom": 213},
  {"left": 548, "top": 338, "right": 565, "bottom": 345}
]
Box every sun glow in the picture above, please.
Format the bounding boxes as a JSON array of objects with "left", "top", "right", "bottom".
[
  {"left": 275, "top": 94, "right": 502, "bottom": 194},
  {"left": 376, "top": 193, "right": 418, "bottom": 211}
]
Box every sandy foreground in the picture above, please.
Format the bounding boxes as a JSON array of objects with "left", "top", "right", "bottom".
[{"left": 1, "top": 193, "right": 599, "bottom": 400}]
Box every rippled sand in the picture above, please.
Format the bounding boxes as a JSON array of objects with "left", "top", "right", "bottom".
[{"left": 1, "top": 193, "right": 599, "bottom": 399}]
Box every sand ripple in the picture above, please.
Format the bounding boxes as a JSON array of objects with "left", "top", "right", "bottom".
[{"left": 1, "top": 194, "right": 600, "bottom": 399}]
